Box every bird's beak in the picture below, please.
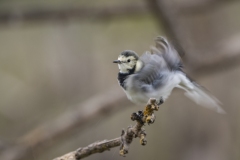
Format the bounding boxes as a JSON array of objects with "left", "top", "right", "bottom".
[{"left": 113, "top": 60, "right": 121, "bottom": 64}]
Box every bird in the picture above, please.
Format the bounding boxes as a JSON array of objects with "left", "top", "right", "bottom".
[{"left": 113, "top": 36, "right": 225, "bottom": 114}]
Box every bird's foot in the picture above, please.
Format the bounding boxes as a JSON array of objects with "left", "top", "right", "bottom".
[
  {"left": 147, "top": 98, "right": 159, "bottom": 111},
  {"left": 157, "top": 97, "right": 164, "bottom": 105},
  {"left": 130, "top": 98, "right": 159, "bottom": 125}
]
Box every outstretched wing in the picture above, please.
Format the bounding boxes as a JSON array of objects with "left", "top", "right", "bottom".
[
  {"left": 126, "top": 36, "right": 180, "bottom": 94},
  {"left": 154, "top": 36, "right": 182, "bottom": 71}
]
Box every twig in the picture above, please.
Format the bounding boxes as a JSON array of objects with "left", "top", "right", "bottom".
[
  {"left": 53, "top": 98, "right": 159, "bottom": 160},
  {"left": 53, "top": 138, "right": 121, "bottom": 160}
]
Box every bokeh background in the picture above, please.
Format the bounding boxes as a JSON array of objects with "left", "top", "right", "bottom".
[{"left": 0, "top": 0, "right": 240, "bottom": 160}]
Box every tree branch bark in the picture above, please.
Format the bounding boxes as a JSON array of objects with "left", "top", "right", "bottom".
[
  {"left": 0, "top": 4, "right": 147, "bottom": 25},
  {"left": 0, "top": 86, "right": 131, "bottom": 160},
  {"left": 179, "top": 0, "right": 237, "bottom": 15},
  {"left": 53, "top": 138, "right": 121, "bottom": 160},
  {"left": 53, "top": 98, "right": 159, "bottom": 160}
]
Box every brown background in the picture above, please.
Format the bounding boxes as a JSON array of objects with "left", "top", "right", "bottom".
[{"left": 0, "top": 0, "right": 239, "bottom": 160}]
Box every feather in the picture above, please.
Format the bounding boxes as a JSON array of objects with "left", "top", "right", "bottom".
[
  {"left": 154, "top": 36, "right": 182, "bottom": 71},
  {"left": 115, "top": 36, "right": 225, "bottom": 114},
  {"left": 177, "top": 74, "right": 226, "bottom": 114}
]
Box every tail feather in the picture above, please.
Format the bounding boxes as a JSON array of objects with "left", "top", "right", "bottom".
[
  {"left": 184, "top": 82, "right": 225, "bottom": 114},
  {"left": 177, "top": 74, "right": 226, "bottom": 114}
]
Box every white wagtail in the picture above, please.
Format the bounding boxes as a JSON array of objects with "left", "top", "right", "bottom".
[{"left": 113, "top": 36, "right": 225, "bottom": 114}]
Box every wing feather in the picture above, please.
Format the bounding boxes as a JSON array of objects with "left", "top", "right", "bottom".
[
  {"left": 154, "top": 36, "right": 182, "bottom": 71},
  {"left": 126, "top": 53, "right": 169, "bottom": 93}
]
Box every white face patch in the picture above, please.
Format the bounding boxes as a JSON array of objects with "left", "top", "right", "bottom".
[{"left": 117, "top": 55, "right": 138, "bottom": 73}]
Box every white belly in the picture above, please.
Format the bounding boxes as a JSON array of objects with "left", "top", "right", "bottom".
[
  {"left": 125, "top": 85, "right": 174, "bottom": 105},
  {"left": 124, "top": 72, "right": 181, "bottom": 105}
]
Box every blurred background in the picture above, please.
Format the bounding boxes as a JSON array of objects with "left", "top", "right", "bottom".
[{"left": 0, "top": 0, "right": 240, "bottom": 160}]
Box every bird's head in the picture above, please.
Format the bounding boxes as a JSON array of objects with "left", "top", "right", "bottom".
[{"left": 113, "top": 50, "right": 139, "bottom": 73}]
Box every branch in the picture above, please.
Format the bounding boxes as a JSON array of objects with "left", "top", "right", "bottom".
[
  {"left": 179, "top": 0, "right": 237, "bottom": 15},
  {"left": 0, "top": 86, "right": 131, "bottom": 160},
  {"left": 53, "top": 98, "right": 159, "bottom": 160},
  {"left": 146, "top": 0, "right": 186, "bottom": 58},
  {"left": 0, "top": 4, "right": 147, "bottom": 25},
  {"left": 189, "top": 52, "right": 240, "bottom": 78},
  {"left": 146, "top": 0, "right": 240, "bottom": 78},
  {"left": 2, "top": 2, "right": 240, "bottom": 158},
  {"left": 53, "top": 138, "right": 121, "bottom": 160},
  {"left": 188, "top": 34, "right": 240, "bottom": 77},
  {"left": 2, "top": 46, "right": 239, "bottom": 160}
]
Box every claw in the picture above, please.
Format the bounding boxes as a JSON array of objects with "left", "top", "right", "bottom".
[
  {"left": 149, "top": 98, "right": 159, "bottom": 111},
  {"left": 158, "top": 97, "right": 164, "bottom": 105},
  {"left": 146, "top": 114, "right": 156, "bottom": 125}
]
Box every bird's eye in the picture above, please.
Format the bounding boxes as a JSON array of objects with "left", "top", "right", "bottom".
[{"left": 127, "top": 59, "right": 131, "bottom": 62}]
